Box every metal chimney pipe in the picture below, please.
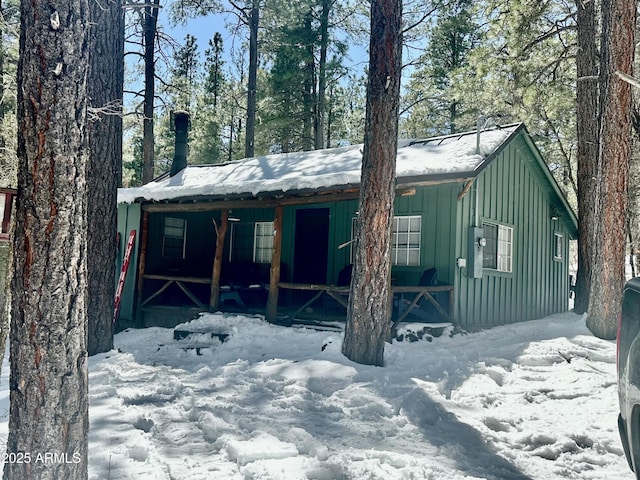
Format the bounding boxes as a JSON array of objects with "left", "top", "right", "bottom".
[
  {"left": 476, "top": 115, "right": 484, "bottom": 155},
  {"left": 170, "top": 110, "right": 190, "bottom": 176}
]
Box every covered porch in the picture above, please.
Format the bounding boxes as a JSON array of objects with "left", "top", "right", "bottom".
[{"left": 130, "top": 190, "right": 456, "bottom": 330}]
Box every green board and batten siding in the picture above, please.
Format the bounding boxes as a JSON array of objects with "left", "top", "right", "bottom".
[
  {"left": 455, "top": 134, "right": 572, "bottom": 329},
  {"left": 115, "top": 125, "right": 576, "bottom": 329},
  {"left": 116, "top": 203, "right": 141, "bottom": 323},
  {"left": 276, "top": 184, "right": 458, "bottom": 288},
  {"left": 392, "top": 185, "right": 458, "bottom": 286}
]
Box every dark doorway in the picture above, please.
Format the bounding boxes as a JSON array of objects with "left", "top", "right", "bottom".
[{"left": 293, "top": 208, "right": 330, "bottom": 284}]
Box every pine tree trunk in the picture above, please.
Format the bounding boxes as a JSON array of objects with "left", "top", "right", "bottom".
[
  {"left": 142, "top": 1, "right": 159, "bottom": 184},
  {"left": 0, "top": 0, "right": 8, "bottom": 381},
  {"left": 6, "top": 1, "right": 89, "bottom": 478},
  {"left": 575, "top": 0, "right": 599, "bottom": 315},
  {"left": 586, "top": 0, "right": 636, "bottom": 339},
  {"left": 315, "top": 0, "right": 330, "bottom": 150},
  {"left": 628, "top": 224, "right": 636, "bottom": 277},
  {"left": 315, "top": 0, "right": 329, "bottom": 150},
  {"left": 0, "top": 0, "right": 5, "bottom": 172},
  {"left": 342, "top": 0, "right": 402, "bottom": 367},
  {"left": 303, "top": 13, "right": 315, "bottom": 151},
  {"left": 86, "top": 0, "right": 124, "bottom": 355},
  {"left": 245, "top": 0, "right": 259, "bottom": 158}
]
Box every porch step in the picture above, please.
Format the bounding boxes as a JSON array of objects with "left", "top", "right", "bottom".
[
  {"left": 142, "top": 306, "right": 203, "bottom": 329},
  {"left": 173, "top": 329, "right": 230, "bottom": 354},
  {"left": 173, "top": 330, "right": 230, "bottom": 343},
  {"left": 394, "top": 322, "right": 453, "bottom": 342}
]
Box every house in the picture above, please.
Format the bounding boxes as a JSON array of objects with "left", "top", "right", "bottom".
[
  {"left": 116, "top": 122, "right": 578, "bottom": 331},
  {"left": 0, "top": 188, "right": 16, "bottom": 242}
]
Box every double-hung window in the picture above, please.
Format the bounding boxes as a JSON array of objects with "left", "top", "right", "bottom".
[
  {"left": 482, "top": 221, "right": 513, "bottom": 272},
  {"left": 349, "top": 215, "right": 422, "bottom": 266},
  {"left": 162, "top": 217, "right": 187, "bottom": 259},
  {"left": 554, "top": 232, "right": 563, "bottom": 261},
  {"left": 254, "top": 221, "right": 274, "bottom": 263},
  {"left": 392, "top": 215, "right": 422, "bottom": 266}
]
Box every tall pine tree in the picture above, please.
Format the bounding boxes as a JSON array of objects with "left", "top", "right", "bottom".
[
  {"left": 342, "top": 0, "right": 402, "bottom": 367},
  {"left": 403, "top": 0, "right": 479, "bottom": 136},
  {"left": 7, "top": 1, "right": 90, "bottom": 477}
]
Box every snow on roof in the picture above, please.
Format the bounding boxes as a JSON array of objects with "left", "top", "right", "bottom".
[{"left": 118, "top": 124, "right": 521, "bottom": 204}]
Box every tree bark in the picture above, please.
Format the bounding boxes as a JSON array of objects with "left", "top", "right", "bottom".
[
  {"left": 86, "top": 0, "right": 124, "bottom": 355},
  {"left": 315, "top": 0, "right": 329, "bottom": 150},
  {"left": 342, "top": 0, "right": 402, "bottom": 367},
  {"left": 142, "top": 0, "right": 159, "bottom": 184},
  {"left": 245, "top": 0, "right": 259, "bottom": 158},
  {"left": 303, "top": 13, "right": 315, "bottom": 151},
  {"left": 209, "top": 209, "right": 228, "bottom": 310},
  {"left": 0, "top": 0, "right": 5, "bottom": 173},
  {"left": 6, "top": 1, "right": 89, "bottom": 478},
  {"left": 0, "top": 0, "right": 9, "bottom": 382},
  {"left": 586, "top": 0, "right": 636, "bottom": 339},
  {"left": 574, "top": 0, "right": 599, "bottom": 315}
]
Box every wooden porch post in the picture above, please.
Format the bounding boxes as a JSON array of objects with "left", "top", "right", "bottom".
[
  {"left": 135, "top": 210, "right": 149, "bottom": 321},
  {"left": 266, "top": 205, "right": 283, "bottom": 323},
  {"left": 210, "top": 208, "right": 229, "bottom": 311}
]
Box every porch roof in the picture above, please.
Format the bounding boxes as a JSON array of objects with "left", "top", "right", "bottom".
[{"left": 118, "top": 124, "right": 522, "bottom": 205}]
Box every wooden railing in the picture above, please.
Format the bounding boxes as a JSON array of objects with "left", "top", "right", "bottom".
[{"left": 278, "top": 282, "right": 454, "bottom": 325}]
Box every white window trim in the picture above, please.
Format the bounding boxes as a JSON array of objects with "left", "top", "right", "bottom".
[
  {"left": 349, "top": 215, "right": 422, "bottom": 266},
  {"left": 253, "top": 221, "right": 274, "bottom": 263},
  {"left": 0, "top": 194, "right": 5, "bottom": 232},
  {"left": 162, "top": 216, "right": 187, "bottom": 259},
  {"left": 483, "top": 221, "right": 513, "bottom": 273},
  {"left": 392, "top": 215, "right": 422, "bottom": 266},
  {"left": 554, "top": 232, "right": 563, "bottom": 261}
]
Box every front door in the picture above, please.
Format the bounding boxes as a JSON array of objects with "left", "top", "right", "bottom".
[{"left": 293, "top": 208, "right": 330, "bottom": 284}]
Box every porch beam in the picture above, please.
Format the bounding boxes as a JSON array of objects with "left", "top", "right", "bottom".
[
  {"left": 209, "top": 208, "right": 229, "bottom": 311},
  {"left": 141, "top": 279, "right": 175, "bottom": 307},
  {"left": 266, "top": 205, "right": 284, "bottom": 323},
  {"left": 137, "top": 181, "right": 464, "bottom": 214},
  {"left": 457, "top": 179, "right": 475, "bottom": 201},
  {"left": 140, "top": 190, "right": 360, "bottom": 213}
]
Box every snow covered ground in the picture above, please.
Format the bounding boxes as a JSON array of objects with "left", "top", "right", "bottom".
[{"left": 0, "top": 311, "right": 632, "bottom": 479}]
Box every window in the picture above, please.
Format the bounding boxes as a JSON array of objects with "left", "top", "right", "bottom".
[
  {"left": 392, "top": 215, "right": 422, "bottom": 266},
  {"left": 254, "top": 221, "right": 274, "bottom": 263},
  {"left": 162, "top": 217, "right": 186, "bottom": 258},
  {"left": 482, "top": 222, "right": 513, "bottom": 272},
  {"left": 0, "top": 194, "right": 5, "bottom": 234},
  {"left": 554, "top": 233, "right": 563, "bottom": 260}
]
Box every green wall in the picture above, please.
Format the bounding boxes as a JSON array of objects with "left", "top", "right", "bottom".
[
  {"left": 116, "top": 203, "right": 141, "bottom": 325},
  {"left": 455, "top": 135, "right": 572, "bottom": 329},
  {"left": 277, "top": 187, "right": 458, "bottom": 288},
  {"left": 116, "top": 130, "right": 575, "bottom": 329}
]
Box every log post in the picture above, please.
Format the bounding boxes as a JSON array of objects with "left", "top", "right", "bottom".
[
  {"left": 266, "top": 205, "right": 284, "bottom": 322},
  {"left": 210, "top": 208, "right": 229, "bottom": 311},
  {"left": 135, "top": 210, "right": 149, "bottom": 322}
]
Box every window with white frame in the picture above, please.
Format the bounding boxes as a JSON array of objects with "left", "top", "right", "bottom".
[
  {"left": 162, "top": 217, "right": 187, "bottom": 258},
  {"left": 554, "top": 232, "right": 563, "bottom": 260},
  {"left": 482, "top": 221, "right": 513, "bottom": 272},
  {"left": 0, "top": 194, "right": 5, "bottom": 233},
  {"left": 254, "top": 221, "right": 274, "bottom": 263},
  {"left": 392, "top": 215, "right": 422, "bottom": 266}
]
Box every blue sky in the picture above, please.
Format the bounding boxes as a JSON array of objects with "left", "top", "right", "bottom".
[{"left": 158, "top": 3, "right": 369, "bottom": 76}]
